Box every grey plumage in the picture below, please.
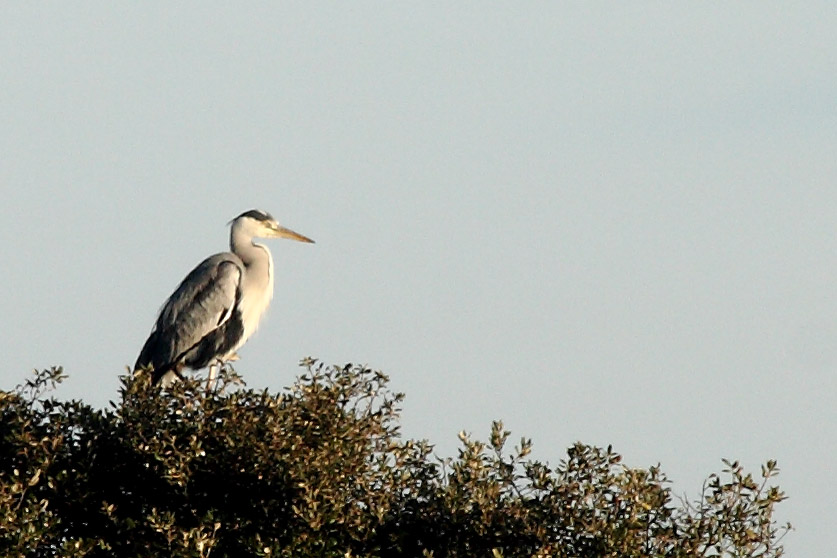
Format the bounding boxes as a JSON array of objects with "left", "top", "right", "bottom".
[{"left": 134, "top": 209, "right": 314, "bottom": 386}]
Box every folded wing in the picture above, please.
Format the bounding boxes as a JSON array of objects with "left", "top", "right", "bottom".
[{"left": 135, "top": 254, "right": 243, "bottom": 383}]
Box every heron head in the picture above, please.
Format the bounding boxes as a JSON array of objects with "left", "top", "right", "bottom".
[{"left": 233, "top": 209, "right": 315, "bottom": 243}]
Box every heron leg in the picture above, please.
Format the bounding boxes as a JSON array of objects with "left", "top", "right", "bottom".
[
  {"left": 156, "top": 362, "right": 186, "bottom": 388},
  {"left": 206, "top": 363, "right": 218, "bottom": 392}
]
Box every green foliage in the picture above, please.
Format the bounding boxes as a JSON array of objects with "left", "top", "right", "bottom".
[{"left": 0, "top": 361, "right": 790, "bottom": 558}]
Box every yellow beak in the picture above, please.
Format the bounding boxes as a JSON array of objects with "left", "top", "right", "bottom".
[{"left": 271, "top": 224, "right": 315, "bottom": 244}]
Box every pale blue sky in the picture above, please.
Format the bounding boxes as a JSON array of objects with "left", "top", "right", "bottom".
[{"left": 2, "top": 4, "right": 835, "bottom": 555}]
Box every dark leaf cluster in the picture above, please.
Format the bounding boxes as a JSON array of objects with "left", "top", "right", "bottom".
[{"left": 0, "top": 361, "right": 790, "bottom": 557}]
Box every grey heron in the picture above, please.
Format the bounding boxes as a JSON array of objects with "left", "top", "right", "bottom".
[{"left": 134, "top": 209, "right": 314, "bottom": 387}]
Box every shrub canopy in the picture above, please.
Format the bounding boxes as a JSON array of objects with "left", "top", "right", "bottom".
[{"left": 0, "top": 361, "right": 789, "bottom": 557}]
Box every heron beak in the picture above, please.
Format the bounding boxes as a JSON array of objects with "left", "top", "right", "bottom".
[{"left": 271, "top": 224, "right": 315, "bottom": 243}]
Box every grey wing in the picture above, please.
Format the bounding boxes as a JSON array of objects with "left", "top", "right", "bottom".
[{"left": 135, "top": 254, "right": 242, "bottom": 374}]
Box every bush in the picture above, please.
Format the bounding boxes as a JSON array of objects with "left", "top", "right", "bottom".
[{"left": 0, "top": 361, "right": 790, "bottom": 557}]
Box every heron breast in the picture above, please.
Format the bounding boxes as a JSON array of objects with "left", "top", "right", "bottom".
[{"left": 235, "top": 256, "right": 275, "bottom": 348}]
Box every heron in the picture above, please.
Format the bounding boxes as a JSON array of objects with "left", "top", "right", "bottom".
[{"left": 134, "top": 209, "right": 314, "bottom": 387}]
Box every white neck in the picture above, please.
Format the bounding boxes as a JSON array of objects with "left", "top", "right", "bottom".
[{"left": 229, "top": 223, "right": 275, "bottom": 347}]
